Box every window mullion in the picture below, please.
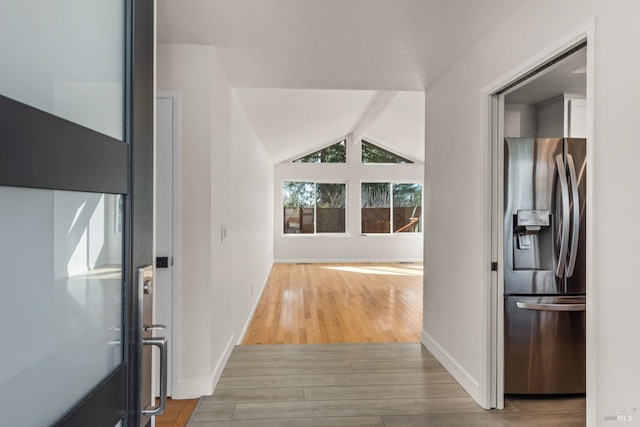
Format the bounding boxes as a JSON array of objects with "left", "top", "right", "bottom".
[
  {"left": 314, "top": 182, "right": 318, "bottom": 234},
  {"left": 390, "top": 183, "right": 394, "bottom": 234}
]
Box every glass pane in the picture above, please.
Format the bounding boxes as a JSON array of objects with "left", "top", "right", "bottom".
[
  {"left": 0, "top": 186, "right": 123, "bottom": 426},
  {"left": 283, "top": 182, "right": 315, "bottom": 234},
  {"left": 361, "top": 183, "right": 390, "bottom": 233},
  {"left": 362, "top": 140, "right": 413, "bottom": 164},
  {"left": 0, "top": 0, "right": 125, "bottom": 140},
  {"left": 316, "top": 184, "right": 346, "bottom": 233},
  {"left": 293, "top": 140, "right": 346, "bottom": 163},
  {"left": 393, "top": 183, "right": 423, "bottom": 233}
]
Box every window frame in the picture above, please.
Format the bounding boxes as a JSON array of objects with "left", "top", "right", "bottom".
[
  {"left": 360, "top": 181, "right": 423, "bottom": 235},
  {"left": 360, "top": 139, "right": 415, "bottom": 165},
  {"left": 287, "top": 137, "right": 349, "bottom": 164},
  {"left": 282, "top": 180, "right": 348, "bottom": 236}
]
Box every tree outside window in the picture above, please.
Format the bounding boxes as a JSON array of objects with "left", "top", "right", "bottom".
[
  {"left": 283, "top": 182, "right": 346, "bottom": 234},
  {"left": 361, "top": 182, "right": 422, "bottom": 233},
  {"left": 292, "top": 140, "right": 346, "bottom": 163}
]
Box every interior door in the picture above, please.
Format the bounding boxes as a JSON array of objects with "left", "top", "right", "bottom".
[{"left": 0, "top": 1, "right": 154, "bottom": 426}]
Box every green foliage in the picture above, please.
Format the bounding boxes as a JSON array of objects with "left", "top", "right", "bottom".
[
  {"left": 361, "top": 140, "right": 413, "bottom": 164},
  {"left": 393, "top": 183, "right": 422, "bottom": 207},
  {"left": 282, "top": 182, "right": 314, "bottom": 208},
  {"left": 293, "top": 140, "right": 346, "bottom": 163},
  {"left": 316, "top": 183, "right": 346, "bottom": 208},
  {"left": 283, "top": 182, "right": 346, "bottom": 209}
]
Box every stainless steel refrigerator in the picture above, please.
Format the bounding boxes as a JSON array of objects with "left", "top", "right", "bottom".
[{"left": 503, "top": 137, "right": 586, "bottom": 394}]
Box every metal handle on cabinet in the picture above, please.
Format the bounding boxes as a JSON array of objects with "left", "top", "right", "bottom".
[
  {"left": 555, "top": 154, "right": 570, "bottom": 278},
  {"left": 516, "top": 301, "right": 586, "bottom": 312},
  {"left": 566, "top": 154, "right": 580, "bottom": 277},
  {"left": 142, "top": 337, "right": 168, "bottom": 416}
]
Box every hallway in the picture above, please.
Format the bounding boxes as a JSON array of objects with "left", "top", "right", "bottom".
[
  {"left": 184, "top": 263, "right": 584, "bottom": 426},
  {"left": 188, "top": 343, "right": 585, "bottom": 426}
]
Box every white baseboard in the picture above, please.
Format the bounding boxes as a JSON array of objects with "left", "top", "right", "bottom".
[
  {"left": 210, "top": 334, "right": 236, "bottom": 390},
  {"left": 421, "top": 329, "right": 485, "bottom": 408},
  {"left": 239, "top": 265, "right": 273, "bottom": 344},
  {"left": 171, "top": 334, "right": 236, "bottom": 399},
  {"left": 171, "top": 377, "right": 213, "bottom": 400}
]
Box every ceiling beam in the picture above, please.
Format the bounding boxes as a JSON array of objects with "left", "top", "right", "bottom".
[{"left": 350, "top": 91, "right": 398, "bottom": 144}]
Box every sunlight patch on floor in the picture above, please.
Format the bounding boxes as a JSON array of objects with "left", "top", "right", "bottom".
[{"left": 322, "top": 264, "right": 423, "bottom": 276}]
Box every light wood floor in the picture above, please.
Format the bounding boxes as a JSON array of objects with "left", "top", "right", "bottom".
[
  {"left": 173, "top": 263, "right": 585, "bottom": 426},
  {"left": 243, "top": 263, "right": 423, "bottom": 345},
  {"left": 188, "top": 343, "right": 586, "bottom": 426},
  {"left": 156, "top": 398, "right": 199, "bottom": 427}
]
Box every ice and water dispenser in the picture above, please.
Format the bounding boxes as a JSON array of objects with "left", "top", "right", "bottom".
[{"left": 512, "top": 209, "right": 553, "bottom": 271}]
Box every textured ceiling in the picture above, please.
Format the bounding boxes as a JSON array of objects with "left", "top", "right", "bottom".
[{"left": 157, "top": 0, "right": 525, "bottom": 162}]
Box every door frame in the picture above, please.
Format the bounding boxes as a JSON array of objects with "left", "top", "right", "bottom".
[
  {"left": 481, "top": 20, "right": 596, "bottom": 413},
  {"left": 155, "top": 91, "right": 182, "bottom": 397},
  {"left": 127, "top": 0, "right": 156, "bottom": 425}
]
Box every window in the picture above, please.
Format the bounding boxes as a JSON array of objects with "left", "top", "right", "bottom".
[
  {"left": 361, "top": 182, "right": 422, "bottom": 234},
  {"left": 361, "top": 140, "right": 413, "bottom": 164},
  {"left": 292, "top": 140, "right": 346, "bottom": 163},
  {"left": 283, "top": 182, "right": 346, "bottom": 234}
]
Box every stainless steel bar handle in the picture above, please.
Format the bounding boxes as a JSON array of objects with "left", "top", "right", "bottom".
[
  {"left": 566, "top": 154, "right": 580, "bottom": 277},
  {"left": 555, "top": 154, "right": 570, "bottom": 278},
  {"left": 516, "top": 301, "right": 586, "bottom": 312},
  {"left": 142, "top": 337, "right": 168, "bottom": 416}
]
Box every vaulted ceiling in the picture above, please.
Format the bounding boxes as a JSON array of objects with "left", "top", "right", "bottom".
[{"left": 157, "top": 0, "right": 525, "bottom": 163}]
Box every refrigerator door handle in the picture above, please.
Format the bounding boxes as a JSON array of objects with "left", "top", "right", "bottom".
[
  {"left": 555, "top": 154, "right": 570, "bottom": 278},
  {"left": 566, "top": 154, "right": 580, "bottom": 277},
  {"left": 516, "top": 301, "right": 586, "bottom": 312}
]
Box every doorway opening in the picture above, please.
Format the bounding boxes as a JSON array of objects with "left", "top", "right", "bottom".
[{"left": 487, "top": 35, "right": 593, "bottom": 412}]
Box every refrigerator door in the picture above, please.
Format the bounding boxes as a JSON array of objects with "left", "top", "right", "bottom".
[
  {"left": 565, "top": 138, "right": 587, "bottom": 294},
  {"left": 504, "top": 138, "right": 564, "bottom": 294},
  {"left": 504, "top": 296, "right": 586, "bottom": 394}
]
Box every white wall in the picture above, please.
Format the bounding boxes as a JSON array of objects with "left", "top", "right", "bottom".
[
  {"left": 275, "top": 139, "right": 424, "bottom": 262},
  {"left": 157, "top": 43, "right": 274, "bottom": 398},
  {"left": 423, "top": 1, "right": 640, "bottom": 424},
  {"left": 0, "top": 0, "right": 125, "bottom": 140}
]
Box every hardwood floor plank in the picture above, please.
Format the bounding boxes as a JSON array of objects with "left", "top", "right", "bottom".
[
  {"left": 155, "top": 397, "right": 199, "bottom": 427},
  {"left": 507, "top": 395, "right": 586, "bottom": 412},
  {"left": 191, "top": 403, "right": 236, "bottom": 422},
  {"left": 221, "top": 362, "right": 353, "bottom": 377},
  {"left": 303, "top": 383, "right": 468, "bottom": 401},
  {"left": 189, "top": 416, "right": 384, "bottom": 427},
  {"left": 176, "top": 399, "right": 200, "bottom": 426},
  {"left": 226, "top": 349, "right": 435, "bottom": 365},
  {"left": 381, "top": 411, "right": 587, "bottom": 426},
  {"left": 206, "top": 387, "right": 305, "bottom": 403},
  {"left": 231, "top": 397, "right": 485, "bottom": 420},
  {"left": 242, "top": 263, "right": 423, "bottom": 345},
  {"left": 351, "top": 359, "right": 446, "bottom": 373},
  {"left": 231, "top": 342, "right": 425, "bottom": 354},
  {"left": 216, "top": 371, "right": 457, "bottom": 390}
]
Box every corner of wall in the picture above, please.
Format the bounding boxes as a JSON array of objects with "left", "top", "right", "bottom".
[{"left": 421, "top": 329, "right": 486, "bottom": 409}]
